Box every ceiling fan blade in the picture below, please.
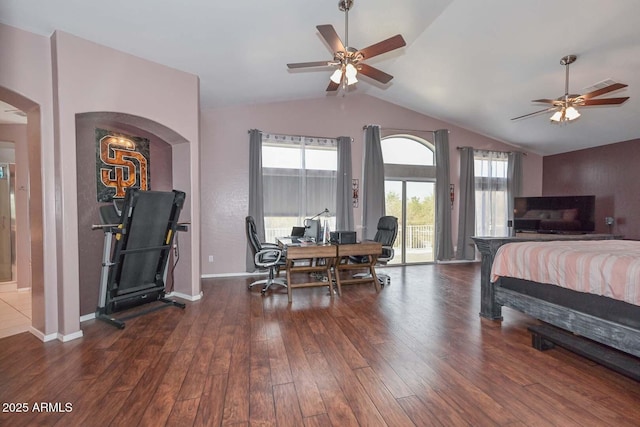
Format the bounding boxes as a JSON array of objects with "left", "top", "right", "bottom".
[
  {"left": 580, "top": 83, "right": 628, "bottom": 100},
  {"left": 326, "top": 79, "right": 341, "bottom": 92},
  {"left": 357, "top": 34, "right": 406, "bottom": 60},
  {"left": 580, "top": 97, "right": 629, "bottom": 106},
  {"left": 511, "top": 107, "right": 557, "bottom": 121},
  {"left": 287, "top": 61, "right": 333, "bottom": 69},
  {"left": 531, "top": 99, "right": 558, "bottom": 104},
  {"left": 317, "top": 25, "right": 345, "bottom": 54},
  {"left": 358, "top": 63, "right": 393, "bottom": 84}
]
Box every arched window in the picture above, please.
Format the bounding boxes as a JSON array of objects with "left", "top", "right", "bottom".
[
  {"left": 381, "top": 135, "right": 434, "bottom": 166},
  {"left": 381, "top": 135, "right": 436, "bottom": 264}
]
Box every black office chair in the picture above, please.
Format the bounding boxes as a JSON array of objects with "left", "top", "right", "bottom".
[
  {"left": 351, "top": 216, "right": 398, "bottom": 286},
  {"left": 246, "top": 216, "right": 287, "bottom": 294}
]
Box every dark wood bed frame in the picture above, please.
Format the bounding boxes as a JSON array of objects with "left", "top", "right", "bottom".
[{"left": 473, "top": 235, "right": 640, "bottom": 365}]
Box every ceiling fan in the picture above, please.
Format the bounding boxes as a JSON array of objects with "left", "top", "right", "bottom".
[
  {"left": 511, "top": 54, "right": 630, "bottom": 123},
  {"left": 287, "top": 0, "right": 406, "bottom": 92}
]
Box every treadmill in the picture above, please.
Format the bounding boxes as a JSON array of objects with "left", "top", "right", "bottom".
[{"left": 95, "top": 188, "right": 187, "bottom": 328}]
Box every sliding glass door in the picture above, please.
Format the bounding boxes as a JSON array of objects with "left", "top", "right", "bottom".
[
  {"left": 385, "top": 180, "right": 435, "bottom": 264},
  {"left": 381, "top": 134, "right": 437, "bottom": 264}
]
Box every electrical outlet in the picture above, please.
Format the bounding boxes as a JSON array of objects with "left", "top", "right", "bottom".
[{"left": 208, "top": 255, "right": 214, "bottom": 263}]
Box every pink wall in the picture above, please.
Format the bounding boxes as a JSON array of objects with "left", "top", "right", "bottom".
[
  {"left": 200, "top": 94, "right": 543, "bottom": 275},
  {"left": 51, "top": 31, "right": 201, "bottom": 336},
  {"left": 1, "top": 23, "right": 201, "bottom": 341},
  {"left": 543, "top": 137, "right": 640, "bottom": 239}
]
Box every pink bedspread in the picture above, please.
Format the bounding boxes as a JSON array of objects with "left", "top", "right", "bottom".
[{"left": 491, "top": 240, "right": 640, "bottom": 306}]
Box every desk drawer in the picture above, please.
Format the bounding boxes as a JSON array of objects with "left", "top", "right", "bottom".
[
  {"left": 337, "top": 242, "right": 382, "bottom": 257},
  {"left": 286, "top": 245, "right": 336, "bottom": 259}
]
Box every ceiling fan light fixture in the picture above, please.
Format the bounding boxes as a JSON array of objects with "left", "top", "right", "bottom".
[
  {"left": 550, "top": 110, "right": 563, "bottom": 122},
  {"left": 565, "top": 106, "right": 581, "bottom": 120},
  {"left": 345, "top": 63, "right": 358, "bottom": 85},
  {"left": 330, "top": 68, "right": 343, "bottom": 84},
  {"left": 550, "top": 106, "right": 581, "bottom": 123}
]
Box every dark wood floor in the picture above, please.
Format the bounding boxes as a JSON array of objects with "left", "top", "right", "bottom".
[{"left": 1, "top": 263, "right": 639, "bottom": 426}]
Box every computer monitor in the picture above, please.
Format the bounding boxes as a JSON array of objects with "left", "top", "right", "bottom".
[
  {"left": 303, "top": 219, "right": 321, "bottom": 241},
  {"left": 291, "top": 226, "right": 305, "bottom": 237}
]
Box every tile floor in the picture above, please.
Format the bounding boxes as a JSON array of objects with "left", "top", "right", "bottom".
[{"left": 0, "top": 287, "right": 31, "bottom": 339}]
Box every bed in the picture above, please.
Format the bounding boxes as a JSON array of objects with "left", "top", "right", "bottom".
[{"left": 473, "top": 236, "right": 640, "bottom": 363}]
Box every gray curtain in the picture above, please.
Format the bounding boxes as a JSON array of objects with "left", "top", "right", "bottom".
[
  {"left": 336, "top": 136, "right": 354, "bottom": 231},
  {"left": 475, "top": 150, "right": 509, "bottom": 236},
  {"left": 507, "top": 151, "right": 523, "bottom": 236},
  {"left": 434, "top": 129, "right": 454, "bottom": 260},
  {"left": 456, "top": 147, "right": 476, "bottom": 260},
  {"left": 246, "top": 129, "right": 266, "bottom": 272},
  {"left": 362, "top": 125, "right": 385, "bottom": 240}
]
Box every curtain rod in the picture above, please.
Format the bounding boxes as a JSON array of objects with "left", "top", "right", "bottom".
[
  {"left": 247, "top": 129, "right": 347, "bottom": 141},
  {"left": 362, "top": 125, "right": 435, "bottom": 133},
  {"left": 456, "top": 146, "right": 527, "bottom": 156}
]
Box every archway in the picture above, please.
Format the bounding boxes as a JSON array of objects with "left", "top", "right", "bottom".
[{"left": 74, "top": 112, "right": 191, "bottom": 316}]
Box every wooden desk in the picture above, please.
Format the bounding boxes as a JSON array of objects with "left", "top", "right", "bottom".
[
  {"left": 334, "top": 242, "right": 383, "bottom": 293},
  {"left": 279, "top": 240, "right": 337, "bottom": 303}
]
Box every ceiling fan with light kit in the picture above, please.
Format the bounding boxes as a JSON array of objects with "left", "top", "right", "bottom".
[
  {"left": 287, "top": 0, "right": 406, "bottom": 93},
  {"left": 511, "top": 54, "right": 630, "bottom": 123}
]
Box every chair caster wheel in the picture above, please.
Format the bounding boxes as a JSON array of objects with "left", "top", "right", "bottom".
[{"left": 261, "top": 289, "right": 267, "bottom": 295}]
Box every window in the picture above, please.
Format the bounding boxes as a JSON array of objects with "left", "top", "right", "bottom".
[
  {"left": 261, "top": 135, "right": 337, "bottom": 242},
  {"left": 474, "top": 150, "right": 508, "bottom": 236},
  {"left": 381, "top": 135, "right": 436, "bottom": 264},
  {"left": 381, "top": 136, "right": 434, "bottom": 166}
]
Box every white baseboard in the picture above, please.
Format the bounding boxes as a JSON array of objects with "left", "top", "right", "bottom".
[
  {"left": 80, "top": 312, "right": 96, "bottom": 323},
  {"left": 57, "top": 330, "right": 84, "bottom": 342},
  {"left": 201, "top": 271, "right": 265, "bottom": 279},
  {"left": 166, "top": 291, "right": 203, "bottom": 301},
  {"left": 29, "top": 327, "right": 58, "bottom": 342},
  {"left": 30, "top": 327, "right": 84, "bottom": 342}
]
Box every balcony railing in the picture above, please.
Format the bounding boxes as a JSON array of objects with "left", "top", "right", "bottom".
[{"left": 395, "top": 224, "right": 434, "bottom": 250}]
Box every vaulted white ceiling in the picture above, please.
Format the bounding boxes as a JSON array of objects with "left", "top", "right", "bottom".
[{"left": 2, "top": 0, "right": 639, "bottom": 155}]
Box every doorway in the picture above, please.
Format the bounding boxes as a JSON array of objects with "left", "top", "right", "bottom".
[
  {"left": 0, "top": 150, "right": 31, "bottom": 339},
  {"left": 0, "top": 93, "right": 36, "bottom": 339},
  {"left": 385, "top": 180, "right": 435, "bottom": 264},
  {"left": 381, "top": 134, "right": 437, "bottom": 265}
]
